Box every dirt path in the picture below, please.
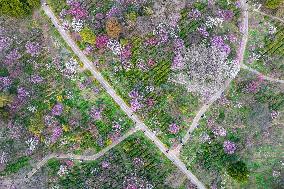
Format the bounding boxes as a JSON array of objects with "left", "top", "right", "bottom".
[
  {"left": 173, "top": 0, "right": 249, "bottom": 155},
  {"left": 19, "top": 2, "right": 207, "bottom": 188}
]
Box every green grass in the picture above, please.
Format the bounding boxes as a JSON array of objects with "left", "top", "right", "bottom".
[{"left": 0, "top": 156, "right": 31, "bottom": 176}]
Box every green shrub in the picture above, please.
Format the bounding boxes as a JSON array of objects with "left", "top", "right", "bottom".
[
  {"left": 196, "top": 142, "right": 229, "bottom": 171},
  {"left": 227, "top": 161, "right": 249, "bottom": 182},
  {"left": 47, "top": 158, "right": 60, "bottom": 174},
  {"left": 1, "top": 156, "right": 31, "bottom": 175},
  {"left": 0, "top": 93, "right": 12, "bottom": 108},
  {"left": 0, "top": 67, "right": 9, "bottom": 77},
  {"left": 83, "top": 69, "right": 93, "bottom": 77},
  {"left": 46, "top": 0, "right": 66, "bottom": 15}
]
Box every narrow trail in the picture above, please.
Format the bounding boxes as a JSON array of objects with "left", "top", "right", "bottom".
[
  {"left": 253, "top": 8, "right": 284, "bottom": 24},
  {"left": 241, "top": 64, "right": 284, "bottom": 84},
  {"left": 173, "top": 0, "right": 249, "bottom": 154},
  {"left": 0, "top": 128, "right": 138, "bottom": 188},
  {"left": 25, "top": 127, "right": 139, "bottom": 179}
]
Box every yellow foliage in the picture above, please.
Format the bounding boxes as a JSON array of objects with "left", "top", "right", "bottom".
[
  {"left": 106, "top": 138, "right": 113, "bottom": 146},
  {"left": 64, "top": 105, "right": 71, "bottom": 113},
  {"left": 67, "top": 136, "right": 76, "bottom": 142},
  {"left": 167, "top": 95, "right": 174, "bottom": 102},
  {"left": 75, "top": 135, "right": 82, "bottom": 142},
  {"left": 122, "top": 144, "right": 131, "bottom": 152},
  {"left": 144, "top": 6, "right": 153, "bottom": 15},
  {"left": 40, "top": 135, "right": 45, "bottom": 142},
  {"left": 180, "top": 106, "right": 188, "bottom": 114},
  {"left": 126, "top": 12, "right": 137, "bottom": 22},
  {"left": 28, "top": 112, "right": 45, "bottom": 136},
  {"left": 31, "top": 20, "right": 39, "bottom": 28},
  {"left": 79, "top": 61, "right": 84, "bottom": 68},
  {"left": 0, "top": 94, "right": 12, "bottom": 108},
  {"left": 120, "top": 38, "right": 129, "bottom": 46},
  {"left": 80, "top": 27, "right": 96, "bottom": 44},
  {"left": 56, "top": 95, "right": 63, "bottom": 102},
  {"left": 62, "top": 125, "right": 70, "bottom": 132}
]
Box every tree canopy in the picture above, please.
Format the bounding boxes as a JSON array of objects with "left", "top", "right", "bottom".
[
  {"left": 265, "top": 0, "right": 283, "bottom": 9},
  {"left": 227, "top": 161, "right": 249, "bottom": 183},
  {"left": 0, "top": 0, "right": 40, "bottom": 17}
]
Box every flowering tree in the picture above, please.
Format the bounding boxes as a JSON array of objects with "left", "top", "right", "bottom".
[
  {"left": 68, "top": 2, "right": 88, "bottom": 19},
  {"left": 168, "top": 123, "right": 180, "bottom": 134},
  {"left": 170, "top": 44, "right": 239, "bottom": 98},
  {"left": 0, "top": 151, "right": 8, "bottom": 165},
  {"left": 71, "top": 18, "right": 84, "bottom": 32},
  {"left": 80, "top": 27, "right": 96, "bottom": 44},
  {"left": 223, "top": 140, "right": 237, "bottom": 154},
  {"left": 106, "top": 17, "right": 122, "bottom": 38},
  {"left": 25, "top": 41, "right": 41, "bottom": 56}
]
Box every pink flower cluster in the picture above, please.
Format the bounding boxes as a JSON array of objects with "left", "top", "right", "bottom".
[
  {"left": 172, "top": 38, "right": 185, "bottom": 70},
  {"left": 68, "top": 2, "right": 88, "bottom": 19},
  {"left": 113, "top": 123, "right": 121, "bottom": 131},
  {"left": 0, "top": 76, "right": 12, "bottom": 89},
  {"left": 121, "top": 44, "right": 132, "bottom": 60},
  {"left": 188, "top": 9, "right": 201, "bottom": 20},
  {"left": 30, "top": 75, "right": 43, "bottom": 84},
  {"left": 246, "top": 76, "right": 264, "bottom": 93},
  {"left": 101, "top": 161, "right": 110, "bottom": 168},
  {"left": 133, "top": 157, "right": 144, "bottom": 167},
  {"left": 212, "top": 126, "right": 227, "bottom": 137},
  {"left": 223, "top": 140, "right": 236, "bottom": 154},
  {"left": 51, "top": 126, "right": 63, "bottom": 143},
  {"left": 172, "top": 54, "right": 184, "bottom": 70},
  {"left": 65, "top": 160, "right": 74, "bottom": 168},
  {"left": 96, "top": 35, "right": 109, "bottom": 49},
  {"left": 130, "top": 99, "right": 142, "bottom": 112},
  {"left": 129, "top": 90, "right": 142, "bottom": 112},
  {"left": 106, "top": 6, "right": 121, "bottom": 18},
  {"left": 17, "top": 87, "right": 29, "bottom": 99},
  {"left": 4, "top": 49, "right": 21, "bottom": 64},
  {"left": 0, "top": 36, "right": 11, "bottom": 52},
  {"left": 52, "top": 103, "right": 64, "bottom": 116},
  {"left": 126, "top": 183, "right": 138, "bottom": 189},
  {"left": 198, "top": 27, "right": 209, "bottom": 38},
  {"left": 144, "top": 37, "right": 158, "bottom": 46},
  {"left": 217, "top": 10, "right": 234, "bottom": 21},
  {"left": 211, "top": 36, "right": 231, "bottom": 55},
  {"left": 168, "top": 123, "right": 180, "bottom": 134},
  {"left": 90, "top": 107, "right": 102, "bottom": 120},
  {"left": 271, "top": 110, "right": 279, "bottom": 119},
  {"left": 25, "top": 41, "right": 41, "bottom": 57}
]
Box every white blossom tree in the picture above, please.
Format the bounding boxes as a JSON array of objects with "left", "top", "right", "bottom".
[
  {"left": 170, "top": 44, "right": 239, "bottom": 99},
  {"left": 71, "top": 18, "right": 84, "bottom": 32},
  {"left": 0, "top": 151, "right": 7, "bottom": 164}
]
